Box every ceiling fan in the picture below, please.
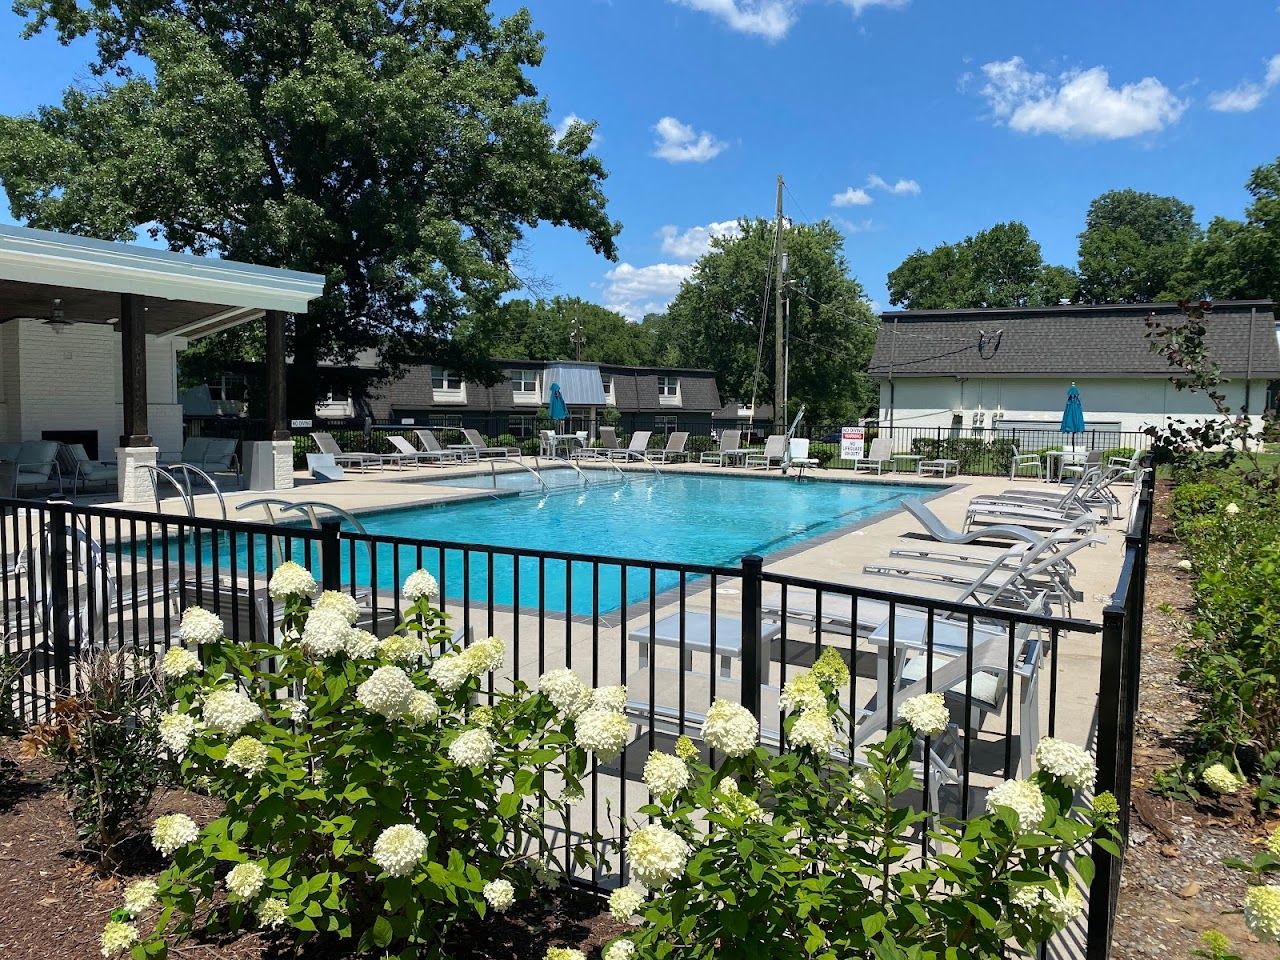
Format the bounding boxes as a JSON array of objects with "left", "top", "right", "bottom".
[{"left": 0, "top": 297, "right": 91, "bottom": 332}]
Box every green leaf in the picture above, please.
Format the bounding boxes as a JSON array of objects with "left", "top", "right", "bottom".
[{"left": 372, "top": 915, "right": 393, "bottom": 949}]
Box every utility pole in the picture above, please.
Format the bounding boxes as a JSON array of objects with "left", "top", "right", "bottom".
[
  {"left": 570, "top": 307, "right": 585, "bottom": 362},
  {"left": 772, "top": 174, "right": 787, "bottom": 433}
]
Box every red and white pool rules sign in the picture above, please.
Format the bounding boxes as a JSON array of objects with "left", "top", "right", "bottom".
[{"left": 840, "top": 427, "right": 865, "bottom": 461}]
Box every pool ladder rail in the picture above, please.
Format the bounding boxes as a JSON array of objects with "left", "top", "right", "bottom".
[
  {"left": 236, "top": 498, "right": 371, "bottom": 567},
  {"left": 135, "top": 463, "right": 227, "bottom": 522}
]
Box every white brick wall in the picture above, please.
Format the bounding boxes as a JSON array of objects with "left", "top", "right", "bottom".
[{"left": 0, "top": 319, "right": 183, "bottom": 454}]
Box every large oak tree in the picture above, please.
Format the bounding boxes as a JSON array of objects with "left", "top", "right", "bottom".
[
  {"left": 1076, "top": 189, "right": 1200, "bottom": 303},
  {"left": 0, "top": 0, "right": 620, "bottom": 413}
]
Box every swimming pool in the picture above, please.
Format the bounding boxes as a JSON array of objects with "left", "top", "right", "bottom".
[{"left": 160, "top": 472, "right": 936, "bottom": 615}]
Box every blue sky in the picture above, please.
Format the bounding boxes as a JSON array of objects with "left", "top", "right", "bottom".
[{"left": 2, "top": 0, "right": 1278, "bottom": 318}]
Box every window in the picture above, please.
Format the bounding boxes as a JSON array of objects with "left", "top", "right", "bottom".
[
  {"left": 657, "top": 376, "right": 681, "bottom": 406},
  {"left": 510, "top": 369, "right": 539, "bottom": 403},
  {"left": 431, "top": 366, "right": 465, "bottom": 402},
  {"left": 508, "top": 415, "right": 536, "bottom": 438},
  {"left": 602, "top": 375, "right": 615, "bottom": 405},
  {"left": 654, "top": 415, "right": 678, "bottom": 432}
]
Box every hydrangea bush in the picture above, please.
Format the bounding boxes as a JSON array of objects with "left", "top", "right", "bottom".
[
  {"left": 107, "top": 563, "right": 601, "bottom": 958},
  {"left": 603, "top": 649, "right": 1117, "bottom": 959}
]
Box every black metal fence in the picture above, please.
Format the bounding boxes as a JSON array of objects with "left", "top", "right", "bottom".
[{"left": 1, "top": 477, "right": 1151, "bottom": 954}]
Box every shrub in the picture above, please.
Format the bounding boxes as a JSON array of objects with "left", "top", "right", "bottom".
[
  {"left": 685, "top": 435, "right": 715, "bottom": 456},
  {"left": 109, "top": 566, "right": 602, "bottom": 957},
  {"left": 494, "top": 433, "right": 520, "bottom": 451},
  {"left": 0, "top": 649, "right": 25, "bottom": 734},
  {"left": 520, "top": 437, "right": 542, "bottom": 457},
  {"left": 605, "top": 656, "right": 1114, "bottom": 960},
  {"left": 808, "top": 441, "right": 841, "bottom": 467},
  {"left": 21, "top": 650, "right": 166, "bottom": 867}
]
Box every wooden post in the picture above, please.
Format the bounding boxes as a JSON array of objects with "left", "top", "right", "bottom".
[
  {"left": 266, "top": 310, "right": 289, "bottom": 441},
  {"left": 120, "top": 293, "right": 152, "bottom": 446}
]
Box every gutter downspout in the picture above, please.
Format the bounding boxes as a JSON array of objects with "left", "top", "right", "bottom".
[{"left": 1244, "top": 306, "right": 1255, "bottom": 416}]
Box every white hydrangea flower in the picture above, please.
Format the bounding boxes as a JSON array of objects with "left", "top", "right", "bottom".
[
  {"left": 1268, "top": 827, "right": 1280, "bottom": 858},
  {"left": 574, "top": 708, "right": 632, "bottom": 761},
  {"left": 121, "top": 879, "right": 158, "bottom": 917},
  {"left": 356, "top": 665, "right": 417, "bottom": 720},
  {"left": 151, "top": 813, "right": 199, "bottom": 856},
  {"left": 643, "top": 751, "right": 690, "bottom": 796},
  {"left": 1034, "top": 737, "right": 1096, "bottom": 789},
  {"left": 1202, "top": 763, "right": 1243, "bottom": 795},
  {"left": 161, "top": 646, "right": 202, "bottom": 680},
  {"left": 603, "top": 941, "right": 635, "bottom": 960},
  {"left": 314, "top": 589, "right": 360, "bottom": 624},
  {"left": 789, "top": 709, "right": 837, "bottom": 753},
  {"left": 985, "top": 778, "right": 1047, "bottom": 832},
  {"left": 545, "top": 950, "right": 586, "bottom": 960},
  {"left": 403, "top": 569, "right": 440, "bottom": 602},
  {"left": 405, "top": 690, "right": 440, "bottom": 727},
  {"left": 713, "top": 778, "right": 765, "bottom": 822},
  {"left": 302, "top": 608, "right": 353, "bottom": 658},
  {"left": 702, "top": 699, "right": 758, "bottom": 757},
  {"left": 780, "top": 673, "right": 826, "bottom": 714},
  {"left": 897, "top": 692, "right": 949, "bottom": 738},
  {"left": 1245, "top": 885, "right": 1280, "bottom": 943},
  {"left": 810, "top": 647, "right": 851, "bottom": 688},
  {"left": 1011, "top": 885, "right": 1046, "bottom": 912},
  {"left": 372, "top": 824, "right": 428, "bottom": 878},
  {"left": 178, "top": 606, "right": 224, "bottom": 646},
  {"left": 201, "top": 689, "right": 261, "bottom": 736},
  {"left": 1176, "top": 559, "right": 1193, "bottom": 571},
  {"left": 158, "top": 710, "right": 197, "bottom": 755},
  {"left": 268, "top": 561, "right": 318, "bottom": 600},
  {"left": 850, "top": 768, "right": 886, "bottom": 805},
  {"left": 380, "top": 632, "right": 425, "bottom": 665},
  {"left": 430, "top": 654, "right": 472, "bottom": 694},
  {"left": 100, "top": 920, "right": 138, "bottom": 957},
  {"left": 257, "top": 897, "right": 288, "bottom": 929},
  {"left": 1225, "top": 502, "right": 1240, "bottom": 516},
  {"left": 226, "top": 862, "right": 266, "bottom": 899},
  {"left": 538, "top": 668, "right": 592, "bottom": 717},
  {"left": 562, "top": 783, "right": 585, "bottom": 805},
  {"left": 626, "top": 824, "right": 689, "bottom": 889},
  {"left": 591, "top": 685, "right": 628, "bottom": 712},
  {"left": 283, "top": 698, "right": 308, "bottom": 723},
  {"left": 608, "top": 884, "right": 646, "bottom": 923},
  {"left": 464, "top": 636, "right": 505, "bottom": 674},
  {"left": 225, "top": 736, "right": 269, "bottom": 777},
  {"left": 1043, "top": 881, "right": 1085, "bottom": 928},
  {"left": 345, "top": 628, "right": 380, "bottom": 659},
  {"left": 449, "top": 728, "right": 496, "bottom": 768},
  {"left": 483, "top": 878, "right": 515, "bottom": 912}
]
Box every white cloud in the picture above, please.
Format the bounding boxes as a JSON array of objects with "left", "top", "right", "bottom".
[
  {"left": 832, "top": 186, "right": 873, "bottom": 206},
  {"left": 554, "top": 113, "right": 601, "bottom": 147},
  {"left": 834, "top": 217, "right": 877, "bottom": 233},
  {"left": 865, "top": 173, "right": 921, "bottom": 196},
  {"left": 1208, "top": 54, "right": 1280, "bottom": 112},
  {"left": 979, "top": 57, "right": 1186, "bottom": 139},
  {"left": 652, "top": 116, "right": 728, "bottom": 163},
  {"left": 659, "top": 219, "right": 742, "bottom": 259},
  {"left": 669, "top": 0, "right": 908, "bottom": 42},
  {"left": 603, "top": 262, "right": 693, "bottom": 320}
]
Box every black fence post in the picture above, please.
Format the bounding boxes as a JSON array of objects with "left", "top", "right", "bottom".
[
  {"left": 47, "top": 501, "right": 72, "bottom": 698},
  {"left": 740, "top": 554, "right": 764, "bottom": 720},
  {"left": 319, "top": 518, "right": 342, "bottom": 592},
  {"left": 1087, "top": 601, "right": 1128, "bottom": 960}
]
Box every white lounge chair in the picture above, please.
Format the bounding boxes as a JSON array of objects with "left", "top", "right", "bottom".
[
  {"left": 745, "top": 434, "right": 787, "bottom": 469},
  {"left": 572, "top": 426, "right": 620, "bottom": 460},
  {"left": 650, "top": 432, "right": 689, "bottom": 464},
  {"left": 456, "top": 429, "right": 520, "bottom": 460},
  {"left": 607, "top": 430, "right": 652, "bottom": 462},
  {"left": 787, "top": 438, "right": 820, "bottom": 476},
  {"left": 413, "top": 429, "right": 468, "bottom": 464},
  {"left": 852, "top": 437, "right": 893, "bottom": 474},
  {"left": 699, "top": 429, "right": 740, "bottom": 466},
  {"left": 312, "top": 432, "right": 398, "bottom": 471},
  {"left": 387, "top": 434, "right": 449, "bottom": 467},
  {"left": 57, "top": 444, "right": 117, "bottom": 497}
]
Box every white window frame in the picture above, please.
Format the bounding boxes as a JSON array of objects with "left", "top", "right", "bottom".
[
  {"left": 509, "top": 368, "right": 539, "bottom": 404},
  {"left": 657, "top": 376, "right": 681, "bottom": 406},
  {"left": 431, "top": 366, "right": 466, "bottom": 403},
  {"left": 602, "top": 375, "right": 615, "bottom": 406}
]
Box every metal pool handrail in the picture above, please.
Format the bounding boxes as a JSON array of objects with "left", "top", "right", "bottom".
[
  {"left": 236, "top": 498, "right": 370, "bottom": 567},
  {"left": 490, "top": 458, "right": 548, "bottom": 490}
]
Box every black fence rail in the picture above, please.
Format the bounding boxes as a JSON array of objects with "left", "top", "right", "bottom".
[{"left": 1, "top": 478, "right": 1151, "bottom": 955}]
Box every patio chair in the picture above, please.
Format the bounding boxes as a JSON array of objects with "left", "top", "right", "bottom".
[
  {"left": 607, "top": 430, "right": 652, "bottom": 462},
  {"left": 1060, "top": 449, "right": 1103, "bottom": 481},
  {"left": 413, "top": 429, "right": 468, "bottom": 464},
  {"left": 787, "top": 438, "right": 821, "bottom": 476},
  {"left": 0, "top": 440, "right": 63, "bottom": 495},
  {"left": 387, "top": 434, "right": 446, "bottom": 467},
  {"left": 312, "top": 432, "right": 398, "bottom": 471},
  {"left": 745, "top": 434, "right": 787, "bottom": 469},
  {"left": 457, "top": 429, "right": 520, "bottom": 460},
  {"left": 56, "top": 443, "right": 117, "bottom": 497},
  {"left": 852, "top": 437, "right": 893, "bottom": 474},
  {"left": 538, "top": 430, "right": 557, "bottom": 458},
  {"left": 650, "top": 432, "right": 689, "bottom": 464},
  {"left": 699, "top": 429, "right": 740, "bottom": 466},
  {"left": 1008, "top": 446, "right": 1043, "bottom": 481},
  {"left": 572, "top": 426, "right": 620, "bottom": 460},
  {"left": 162, "top": 437, "right": 241, "bottom": 478},
  {"left": 899, "top": 497, "right": 1080, "bottom": 547}
]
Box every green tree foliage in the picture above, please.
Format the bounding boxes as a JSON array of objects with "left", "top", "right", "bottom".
[
  {"left": 0, "top": 0, "right": 620, "bottom": 411},
  {"left": 1162, "top": 156, "right": 1280, "bottom": 304},
  {"left": 665, "top": 218, "right": 878, "bottom": 422},
  {"left": 466, "top": 296, "right": 659, "bottom": 366},
  {"left": 1076, "top": 189, "right": 1200, "bottom": 303},
  {"left": 887, "top": 222, "right": 1076, "bottom": 309}
]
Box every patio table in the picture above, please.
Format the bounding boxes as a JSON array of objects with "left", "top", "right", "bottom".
[
  {"left": 630, "top": 611, "right": 782, "bottom": 678},
  {"left": 890, "top": 453, "right": 922, "bottom": 473},
  {"left": 548, "top": 434, "right": 585, "bottom": 459},
  {"left": 1043, "top": 449, "right": 1086, "bottom": 483},
  {"left": 917, "top": 458, "right": 959, "bottom": 478}
]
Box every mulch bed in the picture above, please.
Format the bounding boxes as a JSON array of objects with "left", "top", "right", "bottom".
[
  {"left": 1110, "top": 479, "right": 1278, "bottom": 959},
  {"left": 0, "top": 742, "right": 624, "bottom": 960}
]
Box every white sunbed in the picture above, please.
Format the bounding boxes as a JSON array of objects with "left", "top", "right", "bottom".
[
  {"left": 745, "top": 434, "right": 787, "bottom": 469},
  {"left": 699, "top": 430, "right": 741, "bottom": 466},
  {"left": 608, "top": 430, "right": 652, "bottom": 462}
]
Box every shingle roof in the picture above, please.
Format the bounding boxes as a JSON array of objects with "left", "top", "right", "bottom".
[
  {"left": 599, "top": 365, "right": 721, "bottom": 413},
  {"left": 868, "top": 301, "right": 1280, "bottom": 379}
]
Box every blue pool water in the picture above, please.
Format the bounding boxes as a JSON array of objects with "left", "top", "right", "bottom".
[{"left": 161, "top": 472, "right": 935, "bottom": 615}]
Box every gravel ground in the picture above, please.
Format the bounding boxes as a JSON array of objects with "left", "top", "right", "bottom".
[{"left": 1110, "top": 481, "right": 1277, "bottom": 960}]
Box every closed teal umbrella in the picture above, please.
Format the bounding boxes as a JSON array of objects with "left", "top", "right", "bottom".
[
  {"left": 1060, "top": 382, "right": 1085, "bottom": 449},
  {"left": 549, "top": 382, "right": 568, "bottom": 424}
]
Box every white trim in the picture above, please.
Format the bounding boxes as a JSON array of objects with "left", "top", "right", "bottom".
[{"left": 0, "top": 224, "right": 326, "bottom": 314}]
